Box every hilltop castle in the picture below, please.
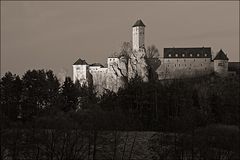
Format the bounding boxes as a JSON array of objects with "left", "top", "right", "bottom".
[{"left": 73, "top": 19, "right": 230, "bottom": 94}]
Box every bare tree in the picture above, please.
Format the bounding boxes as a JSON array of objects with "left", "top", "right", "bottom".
[{"left": 145, "top": 45, "right": 159, "bottom": 58}]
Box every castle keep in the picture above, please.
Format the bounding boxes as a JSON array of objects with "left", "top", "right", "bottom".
[{"left": 73, "top": 19, "right": 229, "bottom": 94}]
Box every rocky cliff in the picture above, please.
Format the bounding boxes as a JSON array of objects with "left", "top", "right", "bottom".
[
  {"left": 128, "top": 50, "right": 149, "bottom": 82},
  {"left": 106, "top": 56, "right": 128, "bottom": 93}
]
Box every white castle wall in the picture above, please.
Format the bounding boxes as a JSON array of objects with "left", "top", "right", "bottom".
[
  {"left": 157, "top": 58, "right": 213, "bottom": 79},
  {"left": 73, "top": 65, "right": 89, "bottom": 85},
  {"left": 89, "top": 67, "right": 108, "bottom": 94}
]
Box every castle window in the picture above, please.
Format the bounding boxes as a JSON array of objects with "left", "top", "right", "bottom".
[
  {"left": 175, "top": 54, "right": 178, "bottom": 57},
  {"left": 185, "top": 64, "right": 186, "bottom": 67},
  {"left": 194, "top": 59, "right": 195, "bottom": 62},
  {"left": 201, "top": 64, "right": 203, "bottom": 66},
  {"left": 197, "top": 54, "right": 200, "bottom": 57},
  {"left": 169, "top": 54, "right": 171, "bottom": 57},
  {"left": 175, "top": 64, "right": 176, "bottom": 67},
  {"left": 205, "top": 54, "right": 207, "bottom": 57},
  {"left": 182, "top": 54, "right": 185, "bottom": 57},
  {"left": 179, "top": 64, "right": 180, "bottom": 66},
  {"left": 76, "top": 67, "right": 80, "bottom": 70},
  {"left": 190, "top": 54, "right": 193, "bottom": 57},
  {"left": 218, "top": 63, "right": 224, "bottom": 66}
]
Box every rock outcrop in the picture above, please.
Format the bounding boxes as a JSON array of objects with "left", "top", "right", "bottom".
[
  {"left": 128, "top": 49, "right": 149, "bottom": 82},
  {"left": 106, "top": 56, "right": 128, "bottom": 93}
]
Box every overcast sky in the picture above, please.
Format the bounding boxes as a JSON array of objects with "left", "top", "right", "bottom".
[{"left": 1, "top": 1, "right": 239, "bottom": 78}]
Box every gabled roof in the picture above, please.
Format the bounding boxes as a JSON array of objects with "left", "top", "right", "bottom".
[
  {"left": 90, "top": 63, "right": 104, "bottom": 67},
  {"left": 132, "top": 19, "right": 145, "bottom": 27},
  {"left": 73, "top": 58, "right": 88, "bottom": 65},
  {"left": 214, "top": 49, "right": 229, "bottom": 60},
  {"left": 164, "top": 47, "right": 211, "bottom": 58}
]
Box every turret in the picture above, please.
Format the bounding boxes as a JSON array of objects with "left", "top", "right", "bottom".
[{"left": 213, "top": 49, "right": 229, "bottom": 76}]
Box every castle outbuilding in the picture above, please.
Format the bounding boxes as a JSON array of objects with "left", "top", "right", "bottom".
[
  {"left": 213, "top": 49, "right": 229, "bottom": 76},
  {"left": 73, "top": 19, "right": 230, "bottom": 94}
]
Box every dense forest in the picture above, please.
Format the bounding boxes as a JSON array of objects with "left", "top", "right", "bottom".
[{"left": 0, "top": 69, "right": 239, "bottom": 160}]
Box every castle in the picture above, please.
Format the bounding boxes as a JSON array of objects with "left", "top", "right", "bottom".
[{"left": 73, "top": 19, "right": 229, "bottom": 94}]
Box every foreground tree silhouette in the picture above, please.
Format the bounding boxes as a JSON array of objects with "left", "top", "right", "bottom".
[
  {"left": 21, "top": 70, "right": 60, "bottom": 121},
  {"left": 0, "top": 72, "right": 22, "bottom": 122}
]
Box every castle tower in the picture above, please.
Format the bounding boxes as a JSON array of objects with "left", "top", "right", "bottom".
[
  {"left": 213, "top": 49, "right": 229, "bottom": 76},
  {"left": 132, "top": 19, "right": 145, "bottom": 51},
  {"left": 72, "top": 58, "right": 90, "bottom": 86}
]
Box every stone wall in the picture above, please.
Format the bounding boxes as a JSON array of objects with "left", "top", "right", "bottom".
[
  {"left": 157, "top": 58, "right": 213, "bottom": 79},
  {"left": 214, "top": 60, "right": 228, "bottom": 76}
]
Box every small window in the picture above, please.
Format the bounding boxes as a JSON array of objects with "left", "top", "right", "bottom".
[
  {"left": 175, "top": 64, "right": 176, "bottom": 67},
  {"left": 184, "top": 59, "right": 186, "bottom": 62},
  {"left": 190, "top": 54, "right": 193, "bottom": 57},
  {"left": 179, "top": 64, "right": 180, "bottom": 66},
  {"left": 201, "top": 64, "right": 203, "bottom": 66},
  {"left": 197, "top": 54, "right": 200, "bottom": 57},
  {"left": 169, "top": 54, "right": 172, "bottom": 57},
  {"left": 194, "top": 59, "right": 195, "bottom": 61},
  {"left": 218, "top": 63, "right": 224, "bottom": 66},
  {"left": 175, "top": 54, "right": 178, "bottom": 57},
  {"left": 76, "top": 67, "right": 80, "bottom": 70},
  {"left": 182, "top": 54, "right": 185, "bottom": 57}
]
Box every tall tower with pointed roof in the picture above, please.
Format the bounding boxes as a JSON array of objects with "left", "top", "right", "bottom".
[{"left": 132, "top": 19, "right": 145, "bottom": 51}]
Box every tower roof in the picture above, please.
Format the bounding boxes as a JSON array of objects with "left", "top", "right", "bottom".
[
  {"left": 132, "top": 19, "right": 145, "bottom": 27},
  {"left": 213, "top": 49, "right": 229, "bottom": 60},
  {"left": 73, "top": 58, "right": 88, "bottom": 65}
]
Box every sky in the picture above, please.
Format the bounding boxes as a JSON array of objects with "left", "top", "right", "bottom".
[{"left": 1, "top": 1, "right": 239, "bottom": 78}]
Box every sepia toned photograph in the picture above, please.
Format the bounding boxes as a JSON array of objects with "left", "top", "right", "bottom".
[{"left": 1, "top": 1, "right": 239, "bottom": 160}]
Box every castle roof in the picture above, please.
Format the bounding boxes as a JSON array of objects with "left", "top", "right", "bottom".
[
  {"left": 73, "top": 58, "right": 88, "bottom": 65},
  {"left": 132, "top": 19, "right": 145, "bottom": 27},
  {"left": 164, "top": 47, "right": 211, "bottom": 59},
  {"left": 90, "top": 63, "right": 104, "bottom": 67},
  {"left": 213, "top": 49, "right": 229, "bottom": 60}
]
